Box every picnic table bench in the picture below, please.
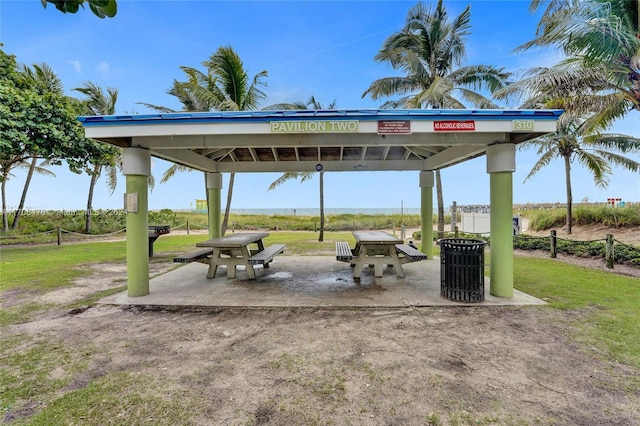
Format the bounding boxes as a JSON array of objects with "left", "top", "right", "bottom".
[
  {"left": 248, "top": 243, "right": 286, "bottom": 265},
  {"left": 336, "top": 231, "right": 427, "bottom": 280},
  {"left": 395, "top": 243, "right": 428, "bottom": 261},
  {"left": 173, "top": 232, "right": 285, "bottom": 280},
  {"left": 173, "top": 247, "right": 214, "bottom": 264},
  {"left": 335, "top": 241, "right": 354, "bottom": 262}
]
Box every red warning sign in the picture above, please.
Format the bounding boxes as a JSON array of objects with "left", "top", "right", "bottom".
[{"left": 433, "top": 120, "right": 476, "bottom": 131}]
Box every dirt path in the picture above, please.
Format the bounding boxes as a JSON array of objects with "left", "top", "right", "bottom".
[
  {"left": 4, "top": 252, "right": 640, "bottom": 424},
  {"left": 7, "top": 302, "right": 639, "bottom": 425}
]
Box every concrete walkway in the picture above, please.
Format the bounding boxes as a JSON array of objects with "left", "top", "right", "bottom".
[{"left": 99, "top": 256, "right": 545, "bottom": 309}]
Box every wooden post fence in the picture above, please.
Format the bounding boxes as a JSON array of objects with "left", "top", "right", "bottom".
[{"left": 606, "top": 234, "right": 614, "bottom": 269}]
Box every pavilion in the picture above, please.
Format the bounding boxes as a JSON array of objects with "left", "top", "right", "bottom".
[{"left": 79, "top": 109, "right": 563, "bottom": 299}]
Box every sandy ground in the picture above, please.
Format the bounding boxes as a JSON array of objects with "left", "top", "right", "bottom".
[{"left": 3, "top": 225, "right": 640, "bottom": 424}]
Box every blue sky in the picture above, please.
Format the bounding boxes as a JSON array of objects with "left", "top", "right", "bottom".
[{"left": 1, "top": 0, "right": 638, "bottom": 212}]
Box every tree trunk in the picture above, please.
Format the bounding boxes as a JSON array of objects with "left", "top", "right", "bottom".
[
  {"left": 318, "top": 171, "right": 324, "bottom": 242},
  {"left": 564, "top": 154, "right": 573, "bottom": 234},
  {"left": 11, "top": 155, "right": 37, "bottom": 230},
  {"left": 2, "top": 172, "right": 8, "bottom": 232},
  {"left": 85, "top": 164, "right": 101, "bottom": 234},
  {"left": 221, "top": 172, "right": 235, "bottom": 236},
  {"left": 203, "top": 171, "right": 209, "bottom": 210},
  {"left": 436, "top": 170, "right": 444, "bottom": 238}
]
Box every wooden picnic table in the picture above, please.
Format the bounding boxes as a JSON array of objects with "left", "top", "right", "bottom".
[
  {"left": 194, "top": 232, "right": 285, "bottom": 280},
  {"left": 351, "top": 230, "right": 405, "bottom": 280}
]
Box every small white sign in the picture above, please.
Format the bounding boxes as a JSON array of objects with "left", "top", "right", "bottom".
[{"left": 124, "top": 192, "right": 138, "bottom": 213}]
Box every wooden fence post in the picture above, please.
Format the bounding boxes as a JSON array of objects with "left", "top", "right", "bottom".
[
  {"left": 57, "top": 227, "right": 62, "bottom": 245},
  {"left": 606, "top": 234, "right": 614, "bottom": 269},
  {"left": 186, "top": 220, "right": 190, "bottom": 235},
  {"left": 550, "top": 230, "right": 557, "bottom": 258},
  {"left": 454, "top": 226, "right": 459, "bottom": 238}
]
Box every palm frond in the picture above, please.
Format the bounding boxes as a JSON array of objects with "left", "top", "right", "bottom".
[
  {"left": 523, "top": 145, "right": 559, "bottom": 181},
  {"left": 573, "top": 149, "right": 611, "bottom": 188},
  {"left": 268, "top": 172, "right": 314, "bottom": 191},
  {"left": 15, "top": 160, "right": 56, "bottom": 177},
  {"left": 136, "top": 102, "right": 178, "bottom": 113},
  {"left": 106, "top": 162, "right": 118, "bottom": 194},
  {"left": 24, "top": 63, "right": 64, "bottom": 94},
  {"left": 413, "top": 76, "right": 453, "bottom": 108},
  {"left": 74, "top": 81, "right": 118, "bottom": 115},
  {"left": 362, "top": 76, "right": 420, "bottom": 100},
  {"left": 161, "top": 163, "right": 194, "bottom": 183},
  {"left": 455, "top": 88, "right": 501, "bottom": 109},
  {"left": 583, "top": 133, "right": 640, "bottom": 153},
  {"left": 591, "top": 149, "right": 640, "bottom": 172}
]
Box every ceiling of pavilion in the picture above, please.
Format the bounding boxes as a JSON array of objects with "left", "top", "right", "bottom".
[{"left": 79, "top": 109, "right": 563, "bottom": 173}]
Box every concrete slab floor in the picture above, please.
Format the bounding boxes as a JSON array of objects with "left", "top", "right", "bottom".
[{"left": 99, "top": 256, "right": 545, "bottom": 309}]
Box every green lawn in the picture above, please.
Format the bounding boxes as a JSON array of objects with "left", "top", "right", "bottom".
[
  {"left": 1, "top": 241, "right": 127, "bottom": 292},
  {"left": 513, "top": 255, "right": 640, "bottom": 370}
]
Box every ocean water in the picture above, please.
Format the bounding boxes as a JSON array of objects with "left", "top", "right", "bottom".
[{"left": 227, "top": 208, "right": 425, "bottom": 216}]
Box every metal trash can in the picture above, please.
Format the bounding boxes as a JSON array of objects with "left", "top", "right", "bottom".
[{"left": 439, "top": 238, "right": 486, "bottom": 302}]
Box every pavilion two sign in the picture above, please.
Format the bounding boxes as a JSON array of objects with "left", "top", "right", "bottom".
[{"left": 270, "top": 120, "right": 358, "bottom": 133}]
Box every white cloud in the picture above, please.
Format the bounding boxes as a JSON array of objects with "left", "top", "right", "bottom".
[
  {"left": 69, "top": 60, "right": 82, "bottom": 74},
  {"left": 95, "top": 61, "right": 110, "bottom": 77}
]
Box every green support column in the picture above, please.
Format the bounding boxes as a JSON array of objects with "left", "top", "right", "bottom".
[
  {"left": 487, "top": 144, "right": 515, "bottom": 298},
  {"left": 207, "top": 173, "right": 222, "bottom": 239},
  {"left": 126, "top": 175, "right": 149, "bottom": 297},
  {"left": 489, "top": 172, "right": 513, "bottom": 297},
  {"left": 419, "top": 171, "right": 434, "bottom": 258},
  {"left": 123, "top": 148, "right": 151, "bottom": 297}
]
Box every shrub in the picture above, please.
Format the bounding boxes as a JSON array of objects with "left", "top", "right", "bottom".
[{"left": 514, "top": 236, "right": 550, "bottom": 251}]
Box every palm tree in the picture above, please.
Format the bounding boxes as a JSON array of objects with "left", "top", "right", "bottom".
[
  {"left": 362, "top": 0, "right": 511, "bottom": 237},
  {"left": 73, "top": 81, "right": 120, "bottom": 233},
  {"left": 141, "top": 45, "right": 268, "bottom": 235},
  {"left": 522, "top": 113, "right": 640, "bottom": 234},
  {"left": 267, "top": 96, "right": 336, "bottom": 242},
  {"left": 492, "top": 0, "right": 640, "bottom": 234},
  {"left": 10, "top": 63, "right": 62, "bottom": 229},
  {"left": 527, "top": 0, "right": 639, "bottom": 72},
  {"left": 504, "top": 0, "right": 640, "bottom": 128},
  {"left": 2, "top": 158, "right": 55, "bottom": 231}
]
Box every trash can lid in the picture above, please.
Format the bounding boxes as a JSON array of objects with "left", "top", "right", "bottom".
[{"left": 438, "top": 238, "right": 486, "bottom": 249}]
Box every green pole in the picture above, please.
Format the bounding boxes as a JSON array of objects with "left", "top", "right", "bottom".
[
  {"left": 206, "top": 172, "right": 222, "bottom": 239},
  {"left": 421, "top": 186, "right": 434, "bottom": 258},
  {"left": 126, "top": 174, "right": 149, "bottom": 297},
  {"left": 208, "top": 187, "right": 221, "bottom": 239},
  {"left": 489, "top": 171, "right": 513, "bottom": 298},
  {"left": 419, "top": 171, "right": 434, "bottom": 259}
]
